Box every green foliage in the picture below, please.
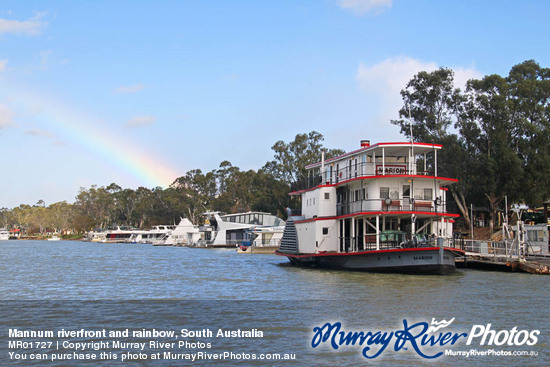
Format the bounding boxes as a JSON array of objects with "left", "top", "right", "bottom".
[
  {"left": 392, "top": 67, "right": 463, "bottom": 143},
  {"left": 263, "top": 131, "right": 345, "bottom": 184},
  {"left": 393, "top": 60, "right": 550, "bottom": 230}
]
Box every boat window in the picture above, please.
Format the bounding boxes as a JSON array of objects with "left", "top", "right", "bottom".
[
  {"left": 528, "top": 230, "right": 545, "bottom": 242},
  {"left": 390, "top": 188, "right": 399, "bottom": 200},
  {"left": 414, "top": 188, "right": 433, "bottom": 200},
  {"left": 362, "top": 188, "right": 367, "bottom": 200},
  {"left": 325, "top": 192, "right": 330, "bottom": 200},
  {"left": 262, "top": 233, "right": 274, "bottom": 244},
  {"left": 380, "top": 187, "right": 390, "bottom": 199},
  {"left": 424, "top": 188, "right": 432, "bottom": 200},
  {"left": 355, "top": 189, "right": 360, "bottom": 202},
  {"left": 229, "top": 216, "right": 235, "bottom": 223},
  {"left": 403, "top": 185, "right": 410, "bottom": 198},
  {"left": 322, "top": 227, "right": 329, "bottom": 235}
]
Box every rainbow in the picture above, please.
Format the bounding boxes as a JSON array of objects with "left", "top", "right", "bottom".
[{"left": 9, "top": 88, "right": 182, "bottom": 188}]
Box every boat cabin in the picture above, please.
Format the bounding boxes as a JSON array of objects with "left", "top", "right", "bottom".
[{"left": 282, "top": 141, "right": 459, "bottom": 255}]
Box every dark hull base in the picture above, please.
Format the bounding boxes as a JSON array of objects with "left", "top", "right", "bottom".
[
  {"left": 288, "top": 258, "right": 455, "bottom": 275},
  {"left": 282, "top": 248, "right": 460, "bottom": 275}
]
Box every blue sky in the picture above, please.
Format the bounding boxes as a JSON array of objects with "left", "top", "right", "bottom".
[{"left": 0, "top": 0, "right": 549, "bottom": 208}]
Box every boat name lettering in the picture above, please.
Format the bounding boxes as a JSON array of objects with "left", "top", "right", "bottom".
[
  {"left": 375, "top": 165, "right": 407, "bottom": 175},
  {"left": 311, "top": 319, "right": 467, "bottom": 359},
  {"left": 414, "top": 256, "right": 433, "bottom": 260}
]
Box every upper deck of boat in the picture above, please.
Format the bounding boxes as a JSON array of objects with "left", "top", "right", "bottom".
[{"left": 292, "top": 141, "right": 455, "bottom": 193}]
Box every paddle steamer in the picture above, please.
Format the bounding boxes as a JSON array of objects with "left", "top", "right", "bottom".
[{"left": 276, "top": 140, "right": 464, "bottom": 274}]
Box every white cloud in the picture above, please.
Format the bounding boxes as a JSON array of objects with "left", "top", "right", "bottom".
[
  {"left": 356, "top": 56, "right": 482, "bottom": 122},
  {"left": 338, "top": 0, "right": 392, "bottom": 15},
  {"left": 0, "top": 104, "right": 15, "bottom": 128},
  {"left": 125, "top": 116, "right": 156, "bottom": 128},
  {"left": 0, "top": 13, "right": 47, "bottom": 36},
  {"left": 453, "top": 66, "right": 484, "bottom": 91},
  {"left": 114, "top": 84, "right": 145, "bottom": 94},
  {"left": 39, "top": 50, "right": 52, "bottom": 70},
  {"left": 0, "top": 59, "right": 7, "bottom": 71},
  {"left": 24, "top": 128, "right": 54, "bottom": 138}
]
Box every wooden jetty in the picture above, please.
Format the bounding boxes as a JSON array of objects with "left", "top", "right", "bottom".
[
  {"left": 519, "top": 258, "right": 550, "bottom": 274},
  {"left": 456, "top": 254, "right": 550, "bottom": 274},
  {"left": 453, "top": 220, "right": 550, "bottom": 274}
]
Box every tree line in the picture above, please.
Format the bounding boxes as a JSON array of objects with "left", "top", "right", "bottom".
[{"left": 1, "top": 60, "right": 548, "bottom": 236}]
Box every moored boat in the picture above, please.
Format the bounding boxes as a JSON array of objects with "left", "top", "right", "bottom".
[
  {"left": 152, "top": 218, "right": 200, "bottom": 246},
  {"left": 0, "top": 228, "right": 9, "bottom": 241},
  {"left": 275, "top": 140, "right": 465, "bottom": 274},
  {"left": 237, "top": 226, "right": 285, "bottom": 254},
  {"left": 139, "top": 224, "right": 176, "bottom": 244},
  {"left": 101, "top": 225, "right": 138, "bottom": 243},
  {"left": 199, "top": 211, "right": 285, "bottom": 248}
]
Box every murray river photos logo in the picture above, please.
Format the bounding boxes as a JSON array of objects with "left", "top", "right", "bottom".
[{"left": 311, "top": 318, "right": 540, "bottom": 360}]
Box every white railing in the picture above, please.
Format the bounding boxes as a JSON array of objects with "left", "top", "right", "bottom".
[{"left": 459, "top": 239, "right": 521, "bottom": 262}]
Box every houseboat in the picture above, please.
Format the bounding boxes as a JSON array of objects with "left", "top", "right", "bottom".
[
  {"left": 152, "top": 218, "right": 200, "bottom": 246},
  {"left": 198, "top": 211, "right": 285, "bottom": 247},
  {"left": 0, "top": 228, "right": 9, "bottom": 241},
  {"left": 237, "top": 226, "right": 285, "bottom": 254},
  {"left": 101, "top": 226, "right": 137, "bottom": 243},
  {"left": 276, "top": 140, "right": 465, "bottom": 275},
  {"left": 137, "top": 224, "right": 176, "bottom": 244},
  {"left": 86, "top": 228, "right": 107, "bottom": 242}
]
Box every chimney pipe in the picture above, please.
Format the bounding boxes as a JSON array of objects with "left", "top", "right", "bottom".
[{"left": 361, "top": 140, "right": 370, "bottom": 147}]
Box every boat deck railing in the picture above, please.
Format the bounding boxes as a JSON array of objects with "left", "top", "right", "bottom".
[
  {"left": 244, "top": 238, "right": 282, "bottom": 248},
  {"left": 450, "top": 239, "right": 522, "bottom": 262},
  {"left": 337, "top": 235, "right": 453, "bottom": 253},
  {"left": 292, "top": 163, "right": 436, "bottom": 192},
  {"left": 336, "top": 198, "right": 456, "bottom": 216}
]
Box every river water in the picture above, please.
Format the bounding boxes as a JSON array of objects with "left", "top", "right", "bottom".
[{"left": 1, "top": 240, "right": 548, "bottom": 366}]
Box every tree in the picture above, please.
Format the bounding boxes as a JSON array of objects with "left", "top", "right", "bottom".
[
  {"left": 48, "top": 201, "right": 74, "bottom": 234},
  {"left": 395, "top": 61, "right": 550, "bottom": 233},
  {"left": 506, "top": 60, "right": 550, "bottom": 206},
  {"left": 74, "top": 185, "right": 116, "bottom": 228},
  {"left": 392, "top": 68, "right": 473, "bottom": 228},
  {"left": 263, "top": 131, "right": 345, "bottom": 185},
  {"left": 392, "top": 68, "right": 463, "bottom": 143},
  {"left": 171, "top": 169, "right": 217, "bottom": 223}
]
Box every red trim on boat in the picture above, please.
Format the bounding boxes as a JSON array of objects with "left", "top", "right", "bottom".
[
  {"left": 294, "top": 211, "right": 460, "bottom": 223},
  {"left": 276, "top": 246, "right": 465, "bottom": 258},
  {"left": 305, "top": 142, "right": 443, "bottom": 169},
  {"left": 290, "top": 174, "right": 458, "bottom": 196}
]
